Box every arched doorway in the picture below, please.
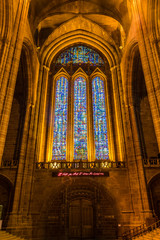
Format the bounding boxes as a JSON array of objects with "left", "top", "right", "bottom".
[
  {"left": 0, "top": 175, "right": 13, "bottom": 228},
  {"left": 40, "top": 179, "right": 118, "bottom": 240},
  {"left": 132, "top": 48, "right": 159, "bottom": 159},
  {"left": 2, "top": 47, "right": 28, "bottom": 166},
  {"left": 148, "top": 174, "right": 160, "bottom": 219}
]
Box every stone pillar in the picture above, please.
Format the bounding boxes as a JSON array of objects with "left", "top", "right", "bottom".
[
  {"left": 121, "top": 102, "right": 151, "bottom": 224},
  {"left": 87, "top": 76, "right": 95, "bottom": 161},
  {"left": 133, "top": 0, "right": 160, "bottom": 150},
  {"left": 69, "top": 76, "right": 74, "bottom": 161},
  {"left": 11, "top": 63, "right": 49, "bottom": 224},
  {"left": 110, "top": 65, "right": 126, "bottom": 161},
  {"left": 104, "top": 72, "right": 116, "bottom": 161},
  {"left": 7, "top": 102, "right": 35, "bottom": 227},
  {"left": 0, "top": 0, "right": 13, "bottom": 84},
  {"left": 45, "top": 71, "right": 56, "bottom": 162},
  {"left": 128, "top": 103, "right": 152, "bottom": 219},
  {"left": 112, "top": 61, "right": 152, "bottom": 222},
  {"left": 36, "top": 65, "right": 50, "bottom": 162},
  {"left": 0, "top": 0, "right": 31, "bottom": 165}
]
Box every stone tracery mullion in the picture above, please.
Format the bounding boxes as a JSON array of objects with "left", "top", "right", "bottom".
[
  {"left": 103, "top": 73, "right": 116, "bottom": 162},
  {"left": 87, "top": 75, "right": 95, "bottom": 162},
  {"left": 67, "top": 75, "right": 73, "bottom": 161}
]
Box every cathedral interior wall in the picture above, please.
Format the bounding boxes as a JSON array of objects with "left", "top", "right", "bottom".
[{"left": 0, "top": 0, "right": 160, "bottom": 239}]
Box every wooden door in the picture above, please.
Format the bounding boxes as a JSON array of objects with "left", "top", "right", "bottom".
[{"left": 69, "top": 199, "right": 93, "bottom": 239}]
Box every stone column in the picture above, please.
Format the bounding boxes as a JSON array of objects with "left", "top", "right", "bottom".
[
  {"left": 128, "top": 103, "right": 152, "bottom": 219},
  {"left": 69, "top": 76, "right": 74, "bottom": 161},
  {"left": 45, "top": 71, "right": 56, "bottom": 162},
  {"left": 110, "top": 60, "right": 152, "bottom": 222},
  {"left": 110, "top": 65, "right": 126, "bottom": 162},
  {"left": 67, "top": 76, "right": 73, "bottom": 161},
  {"left": 13, "top": 63, "right": 50, "bottom": 223},
  {"left": 133, "top": 0, "right": 160, "bottom": 150},
  {"left": 104, "top": 73, "right": 116, "bottom": 161},
  {"left": 87, "top": 76, "right": 95, "bottom": 162},
  {"left": 7, "top": 102, "right": 35, "bottom": 227},
  {"left": 120, "top": 101, "right": 152, "bottom": 224},
  {"left": 0, "top": 0, "right": 13, "bottom": 85},
  {"left": 0, "top": 0, "right": 31, "bottom": 165},
  {"left": 36, "top": 65, "right": 50, "bottom": 162}
]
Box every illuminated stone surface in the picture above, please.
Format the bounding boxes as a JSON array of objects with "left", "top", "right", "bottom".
[{"left": 0, "top": 1, "right": 160, "bottom": 240}]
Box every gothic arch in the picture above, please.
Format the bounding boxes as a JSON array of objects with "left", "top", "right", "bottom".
[
  {"left": 36, "top": 16, "right": 126, "bottom": 163},
  {"left": 40, "top": 178, "right": 120, "bottom": 221},
  {"left": 37, "top": 178, "right": 119, "bottom": 240},
  {"left": 122, "top": 40, "right": 159, "bottom": 159},
  {"left": 0, "top": 174, "right": 13, "bottom": 227},
  {"left": 121, "top": 40, "right": 145, "bottom": 160},
  {"left": 40, "top": 15, "right": 121, "bottom": 68},
  {"left": 148, "top": 173, "right": 160, "bottom": 219},
  {"left": 23, "top": 38, "right": 38, "bottom": 106},
  {"left": 121, "top": 39, "right": 138, "bottom": 106},
  {"left": 2, "top": 41, "right": 36, "bottom": 165}
]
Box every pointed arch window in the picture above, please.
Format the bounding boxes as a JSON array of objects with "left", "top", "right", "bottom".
[
  {"left": 74, "top": 77, "right": 88, "bottom": 160},
  {"left": 52, "top": 77, "right": 68, "bottom": 160},
  {"left": 92, "top": 77, "right": 109, "bottom": 159},
  {"left": 52, "top": 46, "right": 110, "bottom": 161}
]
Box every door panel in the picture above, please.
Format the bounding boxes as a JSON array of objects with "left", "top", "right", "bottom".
[
  {"left": 69, "top": 199, "right": 93, "bottom": 239},
  {"left": 82, "top": 200, "right": 93, "bottom": 238},
  {"left": 69, "top": 200, "right": 81, "bottom": 238}
]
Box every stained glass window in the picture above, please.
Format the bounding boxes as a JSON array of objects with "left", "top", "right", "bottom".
[
  {"left": 74, "top": 77, "right": 88, "bottom": 159},
  {"left": 92, "top": 77, "right": 109, "bottom": 159},
  {"left": 56, "top": 46, "right": 104, "bottom": 66},
  {"left": 52, "top": 77, "right": 68, "bottom": 160}
]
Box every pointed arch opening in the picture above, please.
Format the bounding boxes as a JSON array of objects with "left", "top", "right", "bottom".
[
  {"left": 52, "top": 77, "right": 68, "bottom": 160},
  {"left": 2, "top": 46, "right": 29, "bottom": 166},
  {"left": 74, "top": 76, "right": 88, "bottom": 160},
  {"left": 50, "top": 45, "right": 113, "bottom": 163},
  {"left": 132, "top": 48, "right": 159, "bottom": 160},
  {"left": 92, "top": 76, "right": 109, "bottom": 160}
]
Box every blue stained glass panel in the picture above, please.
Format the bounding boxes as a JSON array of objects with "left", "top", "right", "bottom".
[
  {"left": 74, "top": 77, "right": 88, "bottom": 159},
  {"left": 52, "top": 77, "right": 68, "bottom": 160},
  {"left": 92, "top": 77, "right": 109, "bottom": 159},
  {"left": 56, "top": 46, "right": 104, "bottom": 66}
]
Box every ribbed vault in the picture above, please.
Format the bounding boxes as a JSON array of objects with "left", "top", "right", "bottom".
[{"left": 40, "top": 15, "right": 121, "bottom": 68}]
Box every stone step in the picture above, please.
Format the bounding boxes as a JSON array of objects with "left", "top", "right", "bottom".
[
  {"left": 0, "top": 230, "right": 25, "bottom": 240},
  {"left": 134, "top": 227, "right": 160, "bottom": 240}
]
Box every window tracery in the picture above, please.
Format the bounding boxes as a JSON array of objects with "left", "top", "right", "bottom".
[
  {"left": 56, "top": 46, "right": 104, "bottom": 66},
  {"left": 52, "top": 46, "right": 109, "bottom": 161}
]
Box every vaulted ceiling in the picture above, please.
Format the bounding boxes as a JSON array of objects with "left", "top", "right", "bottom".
[{"left": 29, "top": 0, "right": 131, "bottom": 48}]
